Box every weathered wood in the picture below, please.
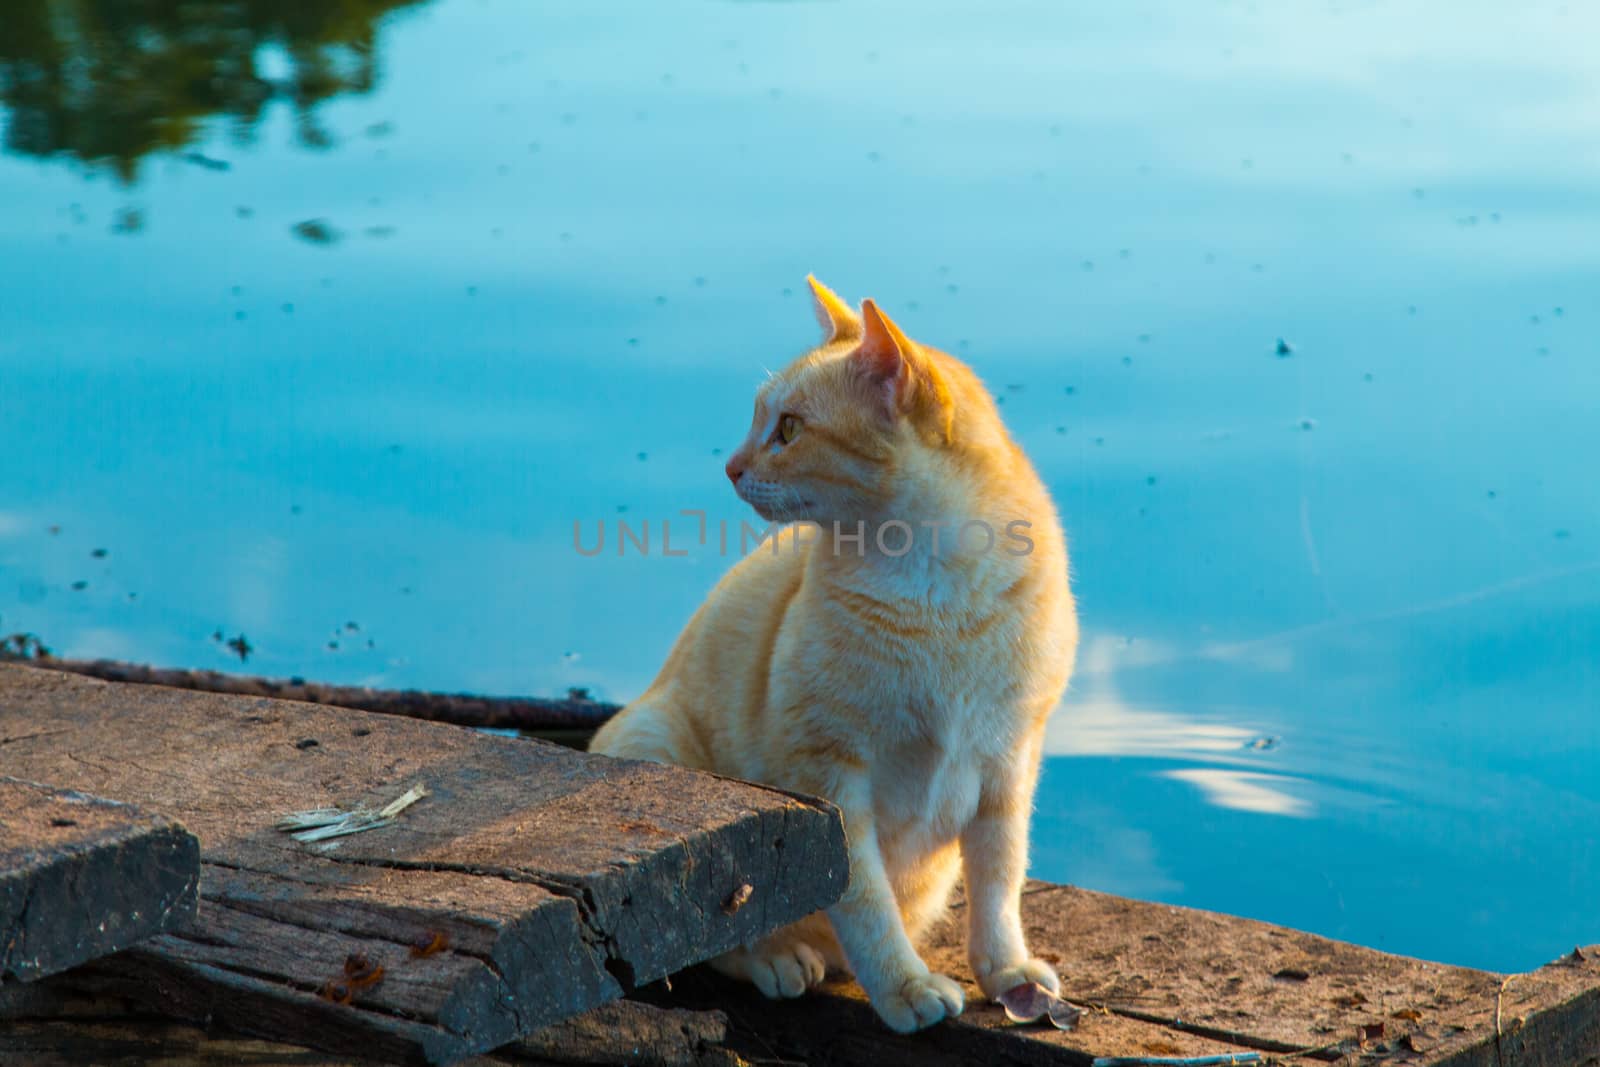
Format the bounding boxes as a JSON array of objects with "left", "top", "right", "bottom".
[
  {"left": 0, "top": 776, "right": 198, "bottom": 982},
  {"left": 8, "top": 876, "right": 1599, "bottom": 1064},
  {"left": 0, "top": 663, "right": 846, "bottom": 1064},
  {"left": 0, "top": 983, "right": 739, "bottom": 1066},
  {"left": 979, "top": 883, "right": 1599, "bottom": 1064},
  {"left": 644, "top": 882, "right": 1600, "bottom": 1065},
  {"left": 1426, "top": 947, "right": 1600, "bottom": 1066},
  {"left": 3, "top": 654, "right": 619, "bottom": 743}
]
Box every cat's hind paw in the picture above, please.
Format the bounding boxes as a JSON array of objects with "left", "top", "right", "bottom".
[
  {"left": 711, "top": 938, "right": 828, "bottom": 999},
  {"left": 871, "top": 970, "right": 965, "bottom": 1033},
  {"left": 977, "top": 956, "right": 1061, "bottom": 1001}
]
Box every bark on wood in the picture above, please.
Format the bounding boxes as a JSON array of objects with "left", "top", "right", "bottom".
[
  {"left": 0, "top": 776, "right": 198, "bottom": 982},
  {"left": 0, "top": 663, "right": 846, "bottom": 1065},
  {"left": 4, "top": 654, "right": 619, "bottom": 743}
]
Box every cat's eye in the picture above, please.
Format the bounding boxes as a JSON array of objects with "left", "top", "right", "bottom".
[{"left": 778, "top": 414, "right": 802, "bottom": 444}]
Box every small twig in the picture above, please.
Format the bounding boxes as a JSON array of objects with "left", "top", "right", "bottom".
[
  {"left": 0, "top": 727, "right": 70, "bottom": 747},
  {"left": 1495, "top": 974, "right": 1516, "bottom": 1066},
  {"left": 277, "top": 785, "right": 428, "bottom": 842}
]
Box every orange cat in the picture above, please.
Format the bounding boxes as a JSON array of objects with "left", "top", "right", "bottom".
[{"left": 589, "top": 277, "right": 1078, "bottom": 1033}]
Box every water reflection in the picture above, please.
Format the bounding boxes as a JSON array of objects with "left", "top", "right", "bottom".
[
  {"left": 1047, "top": 635, "right": 1266, "bottom": 759},
  {"left": 1160, "top": 769, "right": 1312, "bottom": 818},
  {"left": 0, "top": 0, "right": 426, "bottom": 181}
]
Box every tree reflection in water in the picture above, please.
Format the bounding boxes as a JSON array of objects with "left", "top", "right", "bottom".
[{"left": 0, "top": 0, "right": 427, "bottom": 182}]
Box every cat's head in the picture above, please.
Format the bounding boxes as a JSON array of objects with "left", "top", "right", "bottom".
[{"left": 724, "top": 276, "right": 1010, "bottom": 526}]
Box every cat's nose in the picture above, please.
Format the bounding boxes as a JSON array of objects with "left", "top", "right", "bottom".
[{"left": 724, "top": 455, "right": 745, "bottom": 484}]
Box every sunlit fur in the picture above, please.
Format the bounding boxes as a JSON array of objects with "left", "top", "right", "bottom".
[{"left": 590, "top": 277, "right": 1078, "bottom": 1034}]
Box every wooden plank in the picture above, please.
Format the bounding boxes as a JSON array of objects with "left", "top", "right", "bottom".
[
  {"left": 0, "top": 776, "right": 198, "bottom": 982},
  {"left": 642, "top": 882, "right": 1600, "bottom": 1065},
  {"left": 972, "top": 882, "right": 1597, "bottom": 1062},
  {"left": 0, "top": 663, "right": 846, "bottom": 1065},
  {"left": 8, "top": 876, "right": 1598, "bottom": 1064},
  {"left": 5, "top": 654, "right": 619, "bottom": 743},
  {"left": 1425, "top": 947, "right": 1600, "bottom": 1066},
  {"left": 0, "top": 982, "right": 739, "bottom": 1066}
]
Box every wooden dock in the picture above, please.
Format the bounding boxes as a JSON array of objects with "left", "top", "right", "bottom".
[
  {"left": 1, "top": 661, "right": 1595, "bottom": 1065},
  {"left": 8, "top": 879, "right": 1597, "bottom": 1065},
  {"left": 0, "top": 664, "right": 846, "bottom": 1064}
]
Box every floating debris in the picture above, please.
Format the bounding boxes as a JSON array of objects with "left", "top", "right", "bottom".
[
  {"left": 181, "top": 152, "right": 230, "bottom": 172},
  {"left": 1275, "top": 338, "right": 1294, "bottom": 357},
  {"left": 111, "top": 207, "right": 144, "bottom": 234},
  {"left": 0, "top": 632, "right": 52, "bottom": 659},
  {"left": 291, "top": 218, "right": 342, "bottom": 245}
]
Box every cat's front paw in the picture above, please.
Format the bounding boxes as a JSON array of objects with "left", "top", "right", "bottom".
[
  {"left": 870, "top": 970, "right": 965, "bottom": 1033},
  {"left": 977, "top": 956, "right": 1061, "bottom": 1001},
  {"left": 712, "top": 937, "right": 828, "bottom": 999}
]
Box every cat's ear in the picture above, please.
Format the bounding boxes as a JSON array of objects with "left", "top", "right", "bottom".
[
  {"left": 853, "top": 300, "right": 954, "bottom": 437},
  {"left": 807, "top": 275, "right": 861, "bottom": 343},
  {"left": 852, "top": 298, "right": 918, "bottom": 412}
]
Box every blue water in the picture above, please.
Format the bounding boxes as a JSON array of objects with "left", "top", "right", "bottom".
[{"left": 3, "top": 0, "right": 1597, "bottom": 975}]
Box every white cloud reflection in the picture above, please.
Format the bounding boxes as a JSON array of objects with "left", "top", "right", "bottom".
[
  {"left": 1160, "top": 769, "right": 1312, "bottom": 819},
  {"left": 1047, "top": 634, "right": 1267, "bottom": 759},
  {"left": 1046, "top": 693, "right": 1259, "bottom": 758},
  {"left": 1046, "top": 633, "right": 1315, "bottom": 819}
]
